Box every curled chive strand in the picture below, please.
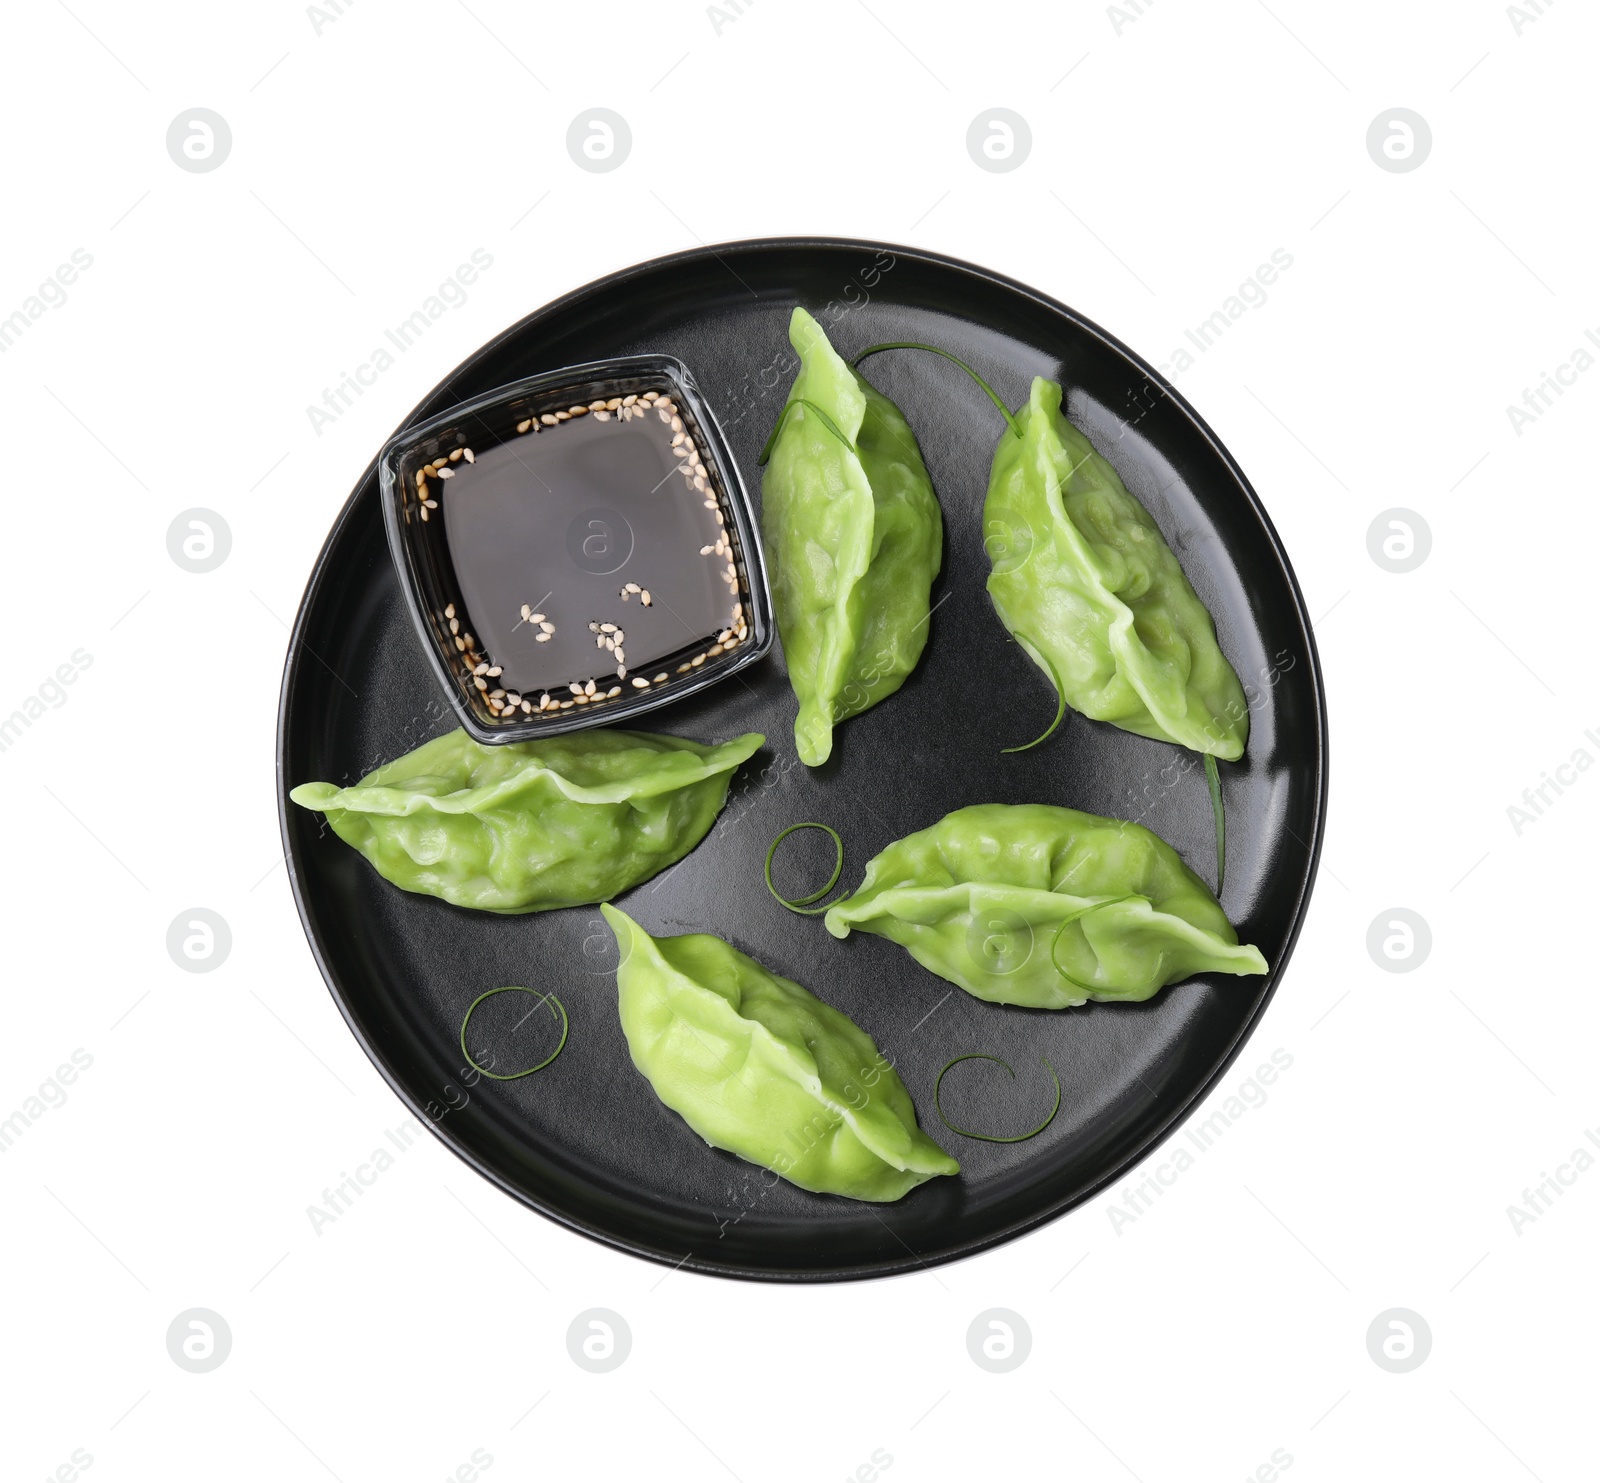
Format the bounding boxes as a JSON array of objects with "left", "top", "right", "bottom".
[
  {"left": 851, "top": 341, "right": 1024, "bottom": 441},
  {"left": 460, "top": 986, "right": 569, "bottom": 1081},
  {"left": 765, "top": 822, "right": 845, "bottom": 914},
  {"left": 1049, "top": 898, "right": 1142, "bottom": 994},
  {"left": 1002, "top": 638, "right": 1066, "bottom": 753},
  {"left": 1204, "top": 753, "right": 1226, "bottom": 892},
  {"left": 757, "top": 398, "right": 856, "bottom": 466},
  {"left": 934, "top": 1054, "right": 1062, "bottom": 1143}
]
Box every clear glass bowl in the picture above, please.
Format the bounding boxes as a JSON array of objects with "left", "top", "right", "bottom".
[{"left": 379, "top": 354, "right": 772, "bottom": 743}]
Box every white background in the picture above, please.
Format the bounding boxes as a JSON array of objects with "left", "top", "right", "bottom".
[{"left": 2, "top": 1, "right": 1594, "bottom": 1479}]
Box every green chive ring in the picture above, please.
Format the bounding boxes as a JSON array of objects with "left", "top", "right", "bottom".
[
  {"left": 851, "top": 341, "right": 1024, "bottom": 441},
  {"left": 460, "top": 986, "right": 569, "bottom": 1080},
  {"left": 934, "top": 1054, "right": 1062, "bottom": 1143},
  {"left": 1049, "top": 897, "right": 1140, "bottom": 995},
  {"left": 1204, "top": 752, "right": 1226, "bottom": 892},
  {"left": 757, "top": 398, "right": 856, "bottom": 465},
  {"left": 764, "top": 822, "right": 845, "bottom": 914},
  {"left": 1002, "top": 638, "right": 1066, "bottom": 753}
]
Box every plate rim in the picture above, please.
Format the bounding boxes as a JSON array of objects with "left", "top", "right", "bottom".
[{"left": 275, "top": 235, "right": 1329, "bottom": 1283}]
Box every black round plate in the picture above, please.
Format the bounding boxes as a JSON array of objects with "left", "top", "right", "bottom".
[{"left": 278, "top": 239, "right": 1327, "bottom": 1282}]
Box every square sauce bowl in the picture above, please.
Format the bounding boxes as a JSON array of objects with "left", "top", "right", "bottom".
[{"left": 379, "top": 355, "right": 772, "bottom": 742}]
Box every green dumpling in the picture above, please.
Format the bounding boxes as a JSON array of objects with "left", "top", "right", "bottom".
[
  {"left": 761, "top": 307, "right": 942, "bottom": 766},
  {"left": 289, "top": 727, "right": 762, "bottom": 913},
  {"left": 985, "top": 377, "right": 1249, "bottom": 759},
  {"left": 602, "top": 904, "right": 958, "bottom": 1202},
  {"left": 825, "top": 803, "right": 1267, "bottom": 1009}
]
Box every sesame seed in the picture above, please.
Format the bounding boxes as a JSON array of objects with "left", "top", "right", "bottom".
[
  {"left": 691, "top": 654, "right": 705, "bottom": 667},
  {"left": 520, "top": 604, "right": 532, "bottom": 621},
  {"left": 445, "top": 603, "right": 456, "bottom": 619},
  {"left": 708, "top": 644, "right": 724, "bottom": 657},
  {"left": 539, "top": 621, "right": 554, "bottom": 633},
  {"left": 555, "top": 410, "right": 570, "bottom": 421},
  {"left": 608, "top": 685, "right": 622, "bottom": 697},
  {"left": 617, "top": 664, "right": 626, "bottom": 678},
  {"left": 490, "top": 688, "right": 505, "bottom": 699},
  {"left": 474, "top": 677, "right": 488, "bottom": 690},
  {"left": 575, "top": 694, "right": 589, "bottom": 704},
  {"left": 455, "top": 637, "right": 467, "bottom": 651},
  {"left": 588, "top": 621, "right": 600, "bottom": 632},
  {"left": 677, "top": 663, "right": 691, "bottom": 673},
  {"left": 654, "top": 672, "right": 668, "bottom": 684},
  {"left": 717, "top": 630, "right": 733, "bottom": 644},
  {"left": 589, "top": 401, "right": 606, "bottom": 412},
  {"left": 449, "top": 448, "right": 463, "bottom": 461},
  {"left": 486, "top": 667, "right": 502, "bottom": 677},
  {"left": 584, "top": 680, "right": 596, "bottom": 695},
  {"left": 670, "top": 416, "right": 683, "bottom": 433},
  {"left": 570, "top": 405, "right": 587, "bottom": 416},
  {"left": 531, "top": 613, "right": 546, "bottom": 623},
  {"left": 600, "top": 622, "right": 617, "bottom": 633},
  {"left": 517, "top": 420, "right": 532, "bottom": 433},
  {"left": 641, "top": 591, "right": 652, "bottom": 606},
  {"left": 424, "top": 499, "right": 439, "bottom": 510},
  {"left": 694, "top": 477, "right": 707, "bottom": 493},
  {"left": 419, "top": 507, "right": 430, "bottom": 521},
  {"left": 463, "top": 448, "right": 475, "bottom": 463},
  {"left": 415, "top": 470, "right": 427, "bottom": 488},
  {"left": 535, "top": 632, "right": 551, "bottom": 643},
  {"left": 658, "top": 409, "right": 671, "bottom": 422},
  {"left": 700, "top": 545, "right": 715, "bottom": 555},
  {"left": 596, "top": 635, "right": 606, "bottom": 649},
  {"left": 632, "top": 677, "right": 648, "bottom": 688},
  {"left": 473, "top": 663, "right": 489, "bottom": 676},
  {"left": 623, "top": 394, "right": 638, "bottom": 406},
  {"left": 624, "top": 582, "right": 640, "bottom": 593},
  {"left": 570, "top": 683, "right": 583, "bottom": 695},
  {"left": 560, "top": 700, "right": 575, "bottom": 709},
  {"left": 594, "top": 410, "right": 611, "bottom": 422},
  {"left": 606, "top": 397, "right": 621, "bottom": 410}
]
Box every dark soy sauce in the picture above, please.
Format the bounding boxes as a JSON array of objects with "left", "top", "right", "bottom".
[{"left": 442, "top": 408, "right": 737, "bottom": 698}]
